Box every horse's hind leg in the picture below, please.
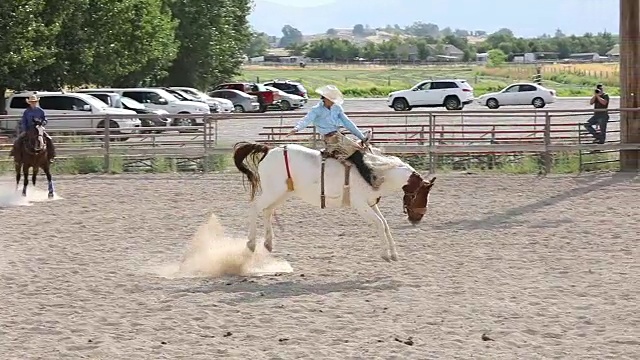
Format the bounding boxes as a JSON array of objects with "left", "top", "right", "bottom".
[
  {"left": 263, "top": 193, "right": 291, "bottom": 252},
  {"left": 21, "top": 165, "right": 29, "bottom": 197},
  {"left": 43, "top": 163, "right": 55, "bottom": 199},
  {"left": 246, "top": 190, "right": 289, "bottom": 253}
]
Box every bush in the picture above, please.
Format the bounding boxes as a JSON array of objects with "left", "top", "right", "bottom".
[{"left": 202, "top": 154, "right": 232, "bottom": 171}]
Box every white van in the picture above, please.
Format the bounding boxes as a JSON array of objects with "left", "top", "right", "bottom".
[
  {"left": 79, "top": 88, "right": 211, "bottom": 126},
  {"left": 4, "top": 91, "right": 141, "bottom": 133}
]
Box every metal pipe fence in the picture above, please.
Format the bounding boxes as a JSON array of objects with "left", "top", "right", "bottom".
[{"left": 0, "top": 108, "right": 638, "bottom": 173}]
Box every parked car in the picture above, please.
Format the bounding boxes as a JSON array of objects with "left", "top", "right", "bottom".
[
  {"left": 387, "top": 79, "right": 475, "bottom": 111},
  {"left": 213, "top": 82, "right": 280, "bottom": 112},
  {"left": 263, "top": 85, "right": 305, "bottom": 111},
  {"left": 476, "top": 83, "right": 557, "bottom": 109},
  {"left": 75, "top": 90, "right": 172, "bottom": 131},
  {"left": 208, "top": 89, "right": 260, "bottom": 113},
  {"left": 4, "top": 91, "right": 141, "bottom": 139},
  {"left": 80, "top": 88, "right": 210, "bottom": 127},
  {"left": 160, "top": 87, "right": 220, "bottom": 114},
  {"left": 169, "top": 87, "right": 234, "bottom": 113},
  {"left": 263, "top": 79, "right": 308, "bottom": 100}
]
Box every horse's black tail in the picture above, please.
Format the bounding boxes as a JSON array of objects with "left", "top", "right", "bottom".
[{"left": 233, "top": 141, "right": 271, "bottom": 200}]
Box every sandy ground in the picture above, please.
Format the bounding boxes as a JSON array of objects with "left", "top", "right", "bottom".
[{"left": 0, "top": 171, "right": 638, "bottom": 359}]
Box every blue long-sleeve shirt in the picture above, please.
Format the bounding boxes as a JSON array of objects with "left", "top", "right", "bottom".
[
  {"left": 20, "top": 107, "right": 47, "bottom": 132},
  {"left": 293, "top": 101, "right": 365, "bottom": 140}
]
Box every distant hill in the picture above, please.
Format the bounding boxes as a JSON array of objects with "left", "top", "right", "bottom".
[{"left": 249, "top": 0, "right": 619, "bottom": 38}]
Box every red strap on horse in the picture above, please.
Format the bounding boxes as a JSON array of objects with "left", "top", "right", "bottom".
[{"left": 283, "top": 145, "right": 294, "bottom": 191}]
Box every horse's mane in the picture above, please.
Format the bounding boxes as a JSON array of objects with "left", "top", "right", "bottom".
[{"left": 363, "top": 145, "right": 411, "bottom": 171}]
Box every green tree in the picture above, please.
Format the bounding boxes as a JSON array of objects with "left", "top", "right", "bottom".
[
  {"left": 165, "top": 0, "right": 252, "bottom": 89},
  {"left": 305, "top": 38, "right": 358, "bottom": 61},
  {"left": 286, "top": 42, "right": 307, "bottom": 56},
  {"left": 360, "top": 41, "right": 378, "bottom": 60},
  {"left": 88, "top": 0, "right": 178, "bottom": 87},
  {"left": 0, "top": 0, "right": 60, "bottom": 102},
  {"left": 415, "top": 40, "right": 431, "bottom": 60},
  {"left": 246, "top": 31, "right": 270, "bottom": 57},
  {"left": 279, "top": 25, "right": 303, "bottom": 47},
  {"left": 352, "top": 24, "right": 365, "bottom": 36},
  {"left": 487, "top": 49, "right": 507, "bottom": 67}
]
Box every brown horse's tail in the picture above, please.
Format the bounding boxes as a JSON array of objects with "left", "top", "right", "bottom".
[{"left": 233, "top": 141, "right": 271, "bottom": 200}]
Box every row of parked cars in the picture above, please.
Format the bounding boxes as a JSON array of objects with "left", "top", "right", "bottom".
[
  {"left": 386, "top": 79, "right": 557, "bottom": 111},
  {"left": 211, "top": 80, "right": 309, "bottom": 112},
  {"left": 0, "top": 80, "right": 311, "bottom": 136}
]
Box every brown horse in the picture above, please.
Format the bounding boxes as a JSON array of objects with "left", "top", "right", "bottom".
[{"left": 12, "top": 121, "right": 55, "bottom": 198}]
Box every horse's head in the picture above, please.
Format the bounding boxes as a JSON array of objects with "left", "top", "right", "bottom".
[
  {"left": 402, "top": 172, "right": 436, "bottom": 224},
  {"left": 25, "top": 120, "right": 46, "bottom": 153}
]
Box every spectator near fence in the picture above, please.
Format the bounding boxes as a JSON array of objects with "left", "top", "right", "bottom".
[{"left": 583, "top": 84, "right": 610, "bottom": 144}]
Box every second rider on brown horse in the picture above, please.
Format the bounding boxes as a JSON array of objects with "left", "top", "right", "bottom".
[{"left": 10, "top": 94, "right": 56, "bottom": 163}]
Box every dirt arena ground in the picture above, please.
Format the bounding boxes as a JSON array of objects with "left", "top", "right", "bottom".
[{"left": 0, "top": 171, "right": 638, "bottom": 359}]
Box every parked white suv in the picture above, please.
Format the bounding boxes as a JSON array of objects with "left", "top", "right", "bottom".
[
  {"left": 81, "top": 88, "right": 211, "bottom": 126},
  {"left": 3, "top": 91, "right": 141, "bottom": 134},
  {"left": 387, "top": 79, "right": 475, "bottom": 111},
  {"left": 169, "top": 87, "right": 235, "bottom": 113}
]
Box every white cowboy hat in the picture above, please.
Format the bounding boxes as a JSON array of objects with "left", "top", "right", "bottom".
[
  {"left": 25, "top": 94, "right": 40, "bottom": 103},
  {"left": 315, "top": 85, "right": 344, "bottom": 105}
]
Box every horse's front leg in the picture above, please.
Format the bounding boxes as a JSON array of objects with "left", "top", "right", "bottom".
[
  {"left": 355, "top": 203, "right": 392, "bottom": 262},
  {"left": 371, "top": 204, "right": 398, "bottom": 261},
  {"left": 21, "top": 165, "right": 29, "bottom": 197},
  {"left": 43, "top": 163, "right": 55, "bottom": 199}
]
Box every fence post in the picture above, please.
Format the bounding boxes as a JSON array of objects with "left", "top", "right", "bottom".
[
  {"left": 543, "top": 112, "right": 552, "bottom": 174},
  {"left": 103, "top": 114, "right": 111, "bottom": 173},
  {"left": 577, "top": 122, "right": 584, "bottom": 173},
  {"left": 312, "top": 125, "right": 317, "bottom": 148},
  {"left": 202, "top": 116, "right": 209, "bottom": 173},
  {"left": 428, "top": 113, "right": 435, "bottom": 173}
]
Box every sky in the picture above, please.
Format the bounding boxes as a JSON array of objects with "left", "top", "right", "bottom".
[
  {"left": 265, "top": 0, "right": 336, "bottom": 6},
  {"left": 250, "top": 0, "right": 620, "bottom": 38}
]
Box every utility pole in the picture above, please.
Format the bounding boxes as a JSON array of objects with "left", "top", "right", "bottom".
[{"left": 619, "top": 0, "right": 640, "bottom": 171}]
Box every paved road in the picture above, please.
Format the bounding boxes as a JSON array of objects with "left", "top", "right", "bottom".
[{"left": 115, "top": 97, "right": 621, "bottom": 148}]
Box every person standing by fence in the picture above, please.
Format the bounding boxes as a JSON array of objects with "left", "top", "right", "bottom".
[{"left": 583, "top": 84, "right": 610, "bottom": 144}]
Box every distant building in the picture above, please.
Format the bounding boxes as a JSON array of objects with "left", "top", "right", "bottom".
[
  {"left": 606, "top": 44, "right": 620, "bottom": 59},
  {"left": 568, "top": 52, "right": 601, "bottom": 62},
  {"left": 510, "top": 52, "right": 559, "bottom": 63},
  {"left": 427, "top": 44, "right": 464, "bottom": 60}
]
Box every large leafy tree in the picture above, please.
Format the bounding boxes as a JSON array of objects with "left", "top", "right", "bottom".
[
  {"left": 25, "top": 0, "right": 178, "bottom": 90},
  {"left": 84, "top": 0, "right": 178, "bottom": 87},
  {"left": 0, "top": 0, "right": 60, "bottom": 110},
  {"left": 164, "top": 0, "right": 253, "bottom": 90}
]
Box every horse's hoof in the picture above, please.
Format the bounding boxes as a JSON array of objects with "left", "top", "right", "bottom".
[
  {"left": 48, "top": 193, "right": 54, "bottom": 199},
  {"left": 246, "top": 241, "right": 257, "bottom": 253},
  {"left": 390, "top": 253, "right": 399, "bottom": 261},
  {"left": 381, "top": 254, "right": 392, "bottom": 262},
  {"left": 264, "top": 242, "right": 273, "bottom": 253}
]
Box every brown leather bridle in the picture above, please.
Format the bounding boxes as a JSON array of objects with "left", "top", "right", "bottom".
[{"left": 402, "top": 172, "right": 433, "bottom": 215}]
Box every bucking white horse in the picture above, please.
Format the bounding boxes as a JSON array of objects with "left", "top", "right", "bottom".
[{"left": 232, "top": 140, "right": 435, "bottom": 262}]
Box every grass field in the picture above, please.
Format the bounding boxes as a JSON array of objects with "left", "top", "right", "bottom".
[{"left": 237, "top": 63, "right": 621, "bottom": 98}]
